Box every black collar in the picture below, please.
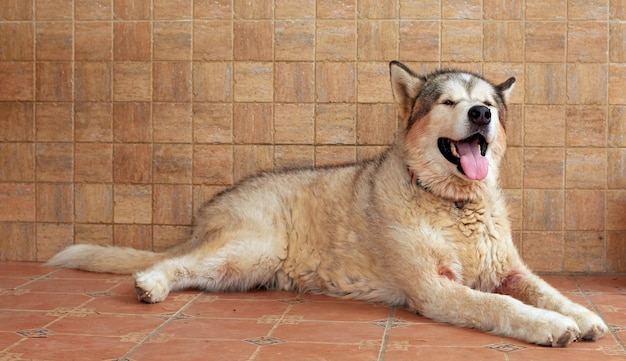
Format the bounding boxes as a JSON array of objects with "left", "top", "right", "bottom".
[{"left": 407, "top": 167, "right": 467, "bottom": 209}]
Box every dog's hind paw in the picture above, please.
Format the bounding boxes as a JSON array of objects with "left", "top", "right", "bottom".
[{"left": 134, "top": 271, "right": 170, "bottom": 303}]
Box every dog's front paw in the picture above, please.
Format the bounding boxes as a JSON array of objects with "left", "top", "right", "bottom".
[
  {"left": 134, "top": 271, "right": 170, "bottom": 303},
  {"left": 533, "top": 313, "right": 581, "bottom": 347},
  {"left": 574, "top": 311, "right": 608, "bottom": 341}
]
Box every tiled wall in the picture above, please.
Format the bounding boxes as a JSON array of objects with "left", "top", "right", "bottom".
[{"left": 0, "top": 0, "right": 625, "bottom": 273}]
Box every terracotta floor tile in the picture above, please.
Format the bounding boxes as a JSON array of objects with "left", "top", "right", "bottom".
[
  {"left": 185, "top": 298, "right": 290, "bottom": 319},
  {"left": 129, "top": 338, "right": 258, "bottom": 361},
  {"left": 286, "top": 299, "right": 391, "bottom": 322},
  {"left": 1, "top": 263, "right": 626, "bottom": 360},
  {"left": 388, "top": 323, "right": 503, "bottom": 348},
  {"left": 272, "top": 321, "right": 386, "bottom": 343},
  {"left": 0, "top": 331, "right": 22, "bottom": 350},
  {"left": 507, "top": 346, "right": 626, "bottom": 360},
  {"left": 0, "top": 310, "right": 58, "bottom": 332},
  {"left": 0, "top": 262, "right": 54, "bottom": 277},
  {"left": 575, "top": 275, "right": 626, "bottom": 293},
  {"left": 384, "top": 346, "right": 507, "bottom": 361},
  {"left": 47, "top": 313, "right": 166, "bottom": 337},
  {"left": 254, "top": 342, "right": 381, "bottom": 361},
  {"left": 0, "top": 276, "right": 31, "bottom": 289},
  {"left": 25, "top": 277, "right": 116, "bottom": 294},
  {"left": 0, "top": 292, "right": 92, "bottom": 311},
  {"left": 158, "top": 317, "right": 277, "bottom": 340},
  {"left": 8, "top": 334, "right": 137, "bottom": 361}
]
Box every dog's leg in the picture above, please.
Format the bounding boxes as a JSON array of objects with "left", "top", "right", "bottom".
[
  {"left": 411, "top": 280, "right": 582, "bottom": 347},
  {"left": 495, "top": 270, "right": 608, "bottom": 341},
  {"left": 134, "top": 238, "right": 284, "bottom": 303}
]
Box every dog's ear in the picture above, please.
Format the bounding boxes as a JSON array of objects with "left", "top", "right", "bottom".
[
  {"left": 389, "top": 61, "right": 424, "bottom": 121},
  {"left": 496, "top": 77, "right": 516, "bottom": 103}
]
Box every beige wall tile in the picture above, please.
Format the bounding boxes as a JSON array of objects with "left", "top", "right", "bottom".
[
  {"left": 233, "top": 103, "right": 273, "bottom": 144},
  {"left": 315, "top": 146, "right": 357, "bottom": 167},
  {"left": 193, "top": 145, "right": 233, "bottom": 185},
  {"left": 608, "top": 149, "right": 626, "bottom": 189},
  {"left": 315, "top": 62, "right": 356, "bottom": 103},
  {"left": 193, "top": 62, "right": 232, "bottom": 102},
  {"left": 565, "top": 190, "right": 605, "bottom": 231},
  {"left": 564, "top": 231, "right": 606, "bottom": 272},
  {"left": 36, "top": 143, "right": 73, "bottom": 182},
  {"left": 483, "top": 0, "right": 523, "bottom": 19},
  {"left": 153, "top": 103, "right": 192, "bottom": 143},
  {"left": 193, "top": 103, "right": 233, "bottom": 144},
  {"left": 74, "top": 183, "right": 113, "bottom": 223},
  {"left": 234, "top": 145, "right": 274, "bottom": 182},
  {"left": 316, "top": 20, "right": 357, "bottom": 61},
  {"left": 153, "top": 184, "right": 192, "bottom": 225},
  {"left": 483, "top": 22, "right": 524, "bottom": 62},
  {"left": 75, "top": 102, "right": 113, "bottom": 142},
  {"left": 442, "top": 0, "right": 481, "bottom": 19},
  {"left": 0, "top": 144, "right": 34, "bottom": 182},
  {"left": 75, "top": 143, "right": 113, "bottom": 183},
  {"left": 75, "top": 224, "right": 112, "bottom": 246},
  {"left": 275, "top": 21, "right": 315, "bottom": 61},
  {"left": 524, "top": 105, "right": 565, "bottom": 147},
  {"left": 0, "top": 23, "right": 33, "bottom": 61},
  {"left": 399, "top": 21, "right": 439, "bottom": 62},
  {"left": 357, "top": 21, "right": 398, "bottom": 61},
  {"left": 566, "top": 106, "right": 607, "bottom": 147},
  {"left": 0, "top": 222, "right": 35, "bottom": 261},
  {"left": 274, "top": 104, "right": 315, "bottom": 144},
  {"left": 523, "top": 190, "right": 564, "bottom": 231},
  {"left": 317, "top": 0, "right": 356, "bottom": 19},
  {"left": 36, "top": 223, "right": 73, "bottom": 261},
  {"left": 523, "top": 148, "right": 564, "bottom": 188},
  {"left": 441, "top": 21, "right": 483, "bottom": 62},
  {"left": 114, "top": 184, "right": 152, "bottom": 224},
  {"left": 113, "top": 224, "right": 152, "bottom": 250},
  {"left": 36, "top": 183, "right": 73, "bottom": 223},
  {"left": 522, "top": 231, "right": 564, "bottom": 272},
  {"left": 233, "top": 62, "right": 273, "bottom": 102},
  {"left": 316, "top": 104, "right": 356, "bottom": 145},
  {"left": 36, "top": 62, "right": 72, "bottom": 101},
  {"left": 565, "top": 148, "right": 607, "bottom": 189},
  {"left": 153, "top": 144, "right": 193, "bottom": 183},
  {"left": 525, "top": 0, "right": 567, "bottom": 20},
  {"left": 234, "top": 21, "right": 273, "bottom": 61},
  {"left": 2, "top": 1, "right": 625, "bottom": 269}
]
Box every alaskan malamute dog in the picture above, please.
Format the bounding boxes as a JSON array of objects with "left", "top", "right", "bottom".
[{"left": 49, "top": 61, "right": 607, "bottom": 346}]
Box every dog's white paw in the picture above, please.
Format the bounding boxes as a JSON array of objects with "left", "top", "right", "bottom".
[
  {"left": 573, "top": 311, "right": 608, "bottom": 341},
  {"left": 531, "top": 312, "right": 581, "bottom": 347},
  {"left": 134, "top": 271, "right": 170, "bottom": 303}
]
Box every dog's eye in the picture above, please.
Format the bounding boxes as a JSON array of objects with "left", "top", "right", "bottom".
[
  {"left": 442, "top": 100, "right": 455, "bottom": 106},
  {"left": 484, "top": 101, "right": 493, "bottom": 107}
]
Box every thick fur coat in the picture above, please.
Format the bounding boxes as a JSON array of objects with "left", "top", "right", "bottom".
[{"left": 49, "top": 61, "right": 607, "bottom": 346}]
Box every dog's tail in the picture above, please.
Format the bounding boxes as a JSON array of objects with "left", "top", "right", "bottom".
[{"left": 46, "top": 244, "right": 169, "bottom": 274}]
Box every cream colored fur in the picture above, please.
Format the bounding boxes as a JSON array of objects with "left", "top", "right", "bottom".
[{"left": 48, "top": 61, "right": 607, "bottom": 347}]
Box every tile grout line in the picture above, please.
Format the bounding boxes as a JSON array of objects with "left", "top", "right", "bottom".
[
  {"left": 573, "top": 276, "right": 626, "bottom": 354},
  {"left": 247, "top": 302, "right": 297, "bottom": 361},
  {"left": 2, "top": 268, "right": 128, "bottom": 355},
  {"left": 119, "top": 291, "right": 205, "bottom": 360},
  {"left": 376, "top": 306, "right": 397, "bottom": 361}
]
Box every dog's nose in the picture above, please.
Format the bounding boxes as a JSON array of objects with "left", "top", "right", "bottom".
[{"left": 468, "top": 105, "right": 491, "bottom": 126}]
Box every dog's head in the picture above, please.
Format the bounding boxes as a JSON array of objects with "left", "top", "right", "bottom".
[{"left": 389, "top": 61, "right": 515, "bottom": 201}]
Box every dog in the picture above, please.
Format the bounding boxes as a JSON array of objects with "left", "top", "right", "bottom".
[{"left": 48, "top": 61, "right": 607, "bottom": 346}]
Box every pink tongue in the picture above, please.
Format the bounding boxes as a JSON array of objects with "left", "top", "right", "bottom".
[{"left": 456, "top": 139, "right": 488, "bottom": 180}]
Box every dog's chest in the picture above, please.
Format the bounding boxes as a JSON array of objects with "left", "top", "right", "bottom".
[{"left": 442, "top": 202, "right": 513, "bottom": 291}]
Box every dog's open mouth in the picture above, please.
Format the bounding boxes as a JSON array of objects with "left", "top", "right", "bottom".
[{"left": 438, "top": 134, "right": 489, "bottom": 181}]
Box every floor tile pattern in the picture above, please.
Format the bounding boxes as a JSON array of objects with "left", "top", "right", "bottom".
[{"left": 0, "top": 263, "right": 625, "bottom": 360}]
